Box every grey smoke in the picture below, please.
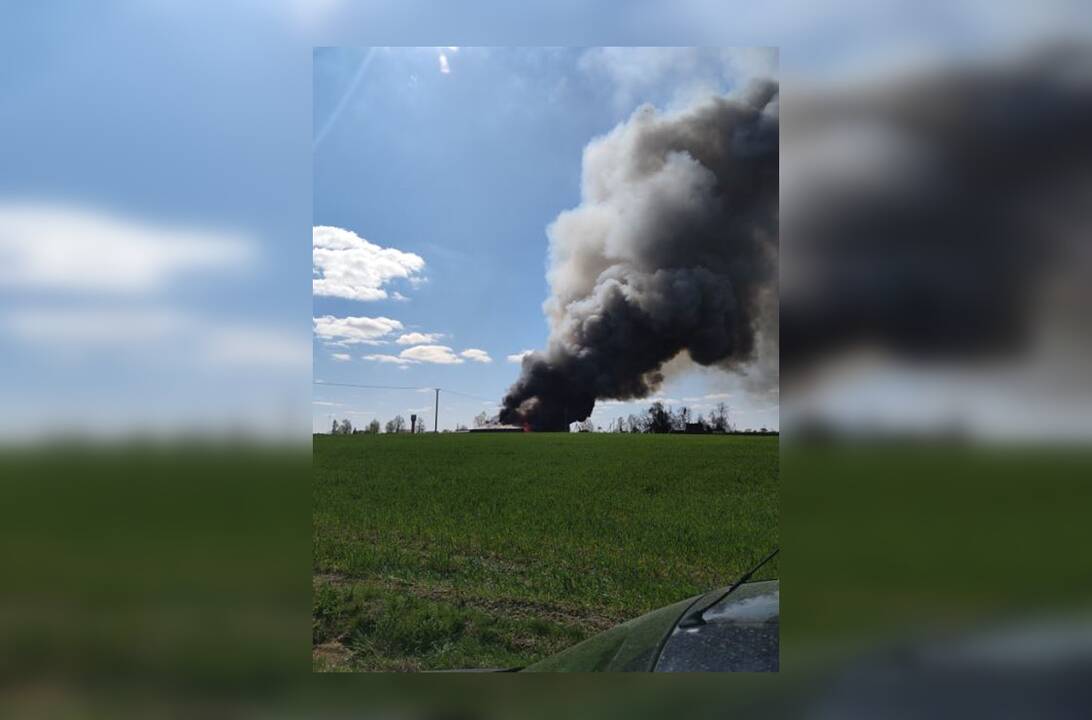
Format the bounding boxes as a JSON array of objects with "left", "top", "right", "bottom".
[
  {"left": 501, "top": 81, "right": 779, "bottom": 430},
  {"left": 780, "top": 46, "right": 1092, "bottom": 382}
]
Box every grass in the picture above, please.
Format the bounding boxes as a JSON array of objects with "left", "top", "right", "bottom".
[
  {"left": 6, "top": 441, "right": 1089, "bottom": 709},
  {"left": 312, "top": 433, "right": 779, "bottom": 671},
  {"left": 783, "top": 443, "right": 1092, "bottom": 650},
  {"left": 1, "top": 443, "right": 310, "bottom": 696}
]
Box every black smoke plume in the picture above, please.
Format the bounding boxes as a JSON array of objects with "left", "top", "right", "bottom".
[
  {"left": 780, "top": 46, "right": 1092, "bottom": 381},
  {"left": 501, "top": 81, "right": 779, "bottom": 430}
]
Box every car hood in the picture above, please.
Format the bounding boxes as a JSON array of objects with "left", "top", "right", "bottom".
[{"left": 522, "top": 580, "right": 779, "bottom": 672}]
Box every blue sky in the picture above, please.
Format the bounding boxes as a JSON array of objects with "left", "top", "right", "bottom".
[
  {"left": 2, "top": 3, "right": 1080, "bottom": 440},
  {"left": 1, "top": 3, "right": 312, "bottom": 439},
  {"left": 312, "top": 47, "right": 780, "bottom": 432}
]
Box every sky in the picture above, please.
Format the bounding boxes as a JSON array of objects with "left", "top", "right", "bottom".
[
  {"left": 0, "top": 3, "right": 312, "bottom": 440},
  {"left": 2, "top": 2, "right": 1084, "bottom": 441},
  {"left": 311, "top": 47, "right": 780, "bottom": 432}
]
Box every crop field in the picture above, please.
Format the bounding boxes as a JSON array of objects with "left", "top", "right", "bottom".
[{"left": 312, "top": 433, "right": 779, "bottom": 671}]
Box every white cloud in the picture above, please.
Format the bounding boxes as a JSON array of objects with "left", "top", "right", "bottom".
[
  {"left": 396, "top": 332, "right": 443, "bottom": 345},
  {"left": 202, "top": 326, "right": 310, "bottom": 369},
  {"left": 460, "top": 348, "right": 492, "bottom": 363},
  {"left": 400, "top": 344, "right": 463, "bottom": 364},
  {"left": 331, "top": 352, "right": 351, "bottom": 362},
  {"left": 0, "top": 202, "right": 252, "bottom": 295},
  {"left": 507, "top": 349, "right": 534, "bottom": 363},
  {"left": 362, "top": 353, "right": 415, "bottom": 365},
  {"left": 313, "top": 315, "right": 402, "bottom": 345},
  {"left": 361, "top": 344, "right": 485, "bottom": 366},
  {"left": 313, "top": 400, "right": 340, "bottom": 407},
  {"left": 704, "top": 393, "right": 733, "bottom": 401},
  {"left": 5, "top": 305, "right": 309, "bottom": 372},
  {"left": 312, "top": 225, "right": 425, "bottom": 302},
  {"left": 439, "top": 53, "right": 451, "bottom": 74},
  {"left": 4, "top": 306, "right": 192, "bottom": 345},
  {"left": 287, "top": 0, "right": 345, "bottom": 30}
]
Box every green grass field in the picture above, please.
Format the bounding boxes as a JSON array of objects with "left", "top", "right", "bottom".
[
  {"left": 7, "top": 441, "right": 1091, "bottom": 709},
  {"left": 312, "top": 433, "right": 780, "bottom": 671}
]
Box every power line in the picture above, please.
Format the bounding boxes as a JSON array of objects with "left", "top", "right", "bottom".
[
  {"left": 313, "top": 381, "right": 430, "bottom": 391},
  {"left": 438, "top": 387, "right": 497, "bottom": 403},
  {"left": 313, "top": 380, "right": 497, "bottom": 402},
  {"left": 313, "top": 381, "right": 500, "bottom": 430}
]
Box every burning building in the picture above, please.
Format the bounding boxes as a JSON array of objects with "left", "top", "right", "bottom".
[{"left": 467, "top": 424, "right": 525, "bottom": 433}]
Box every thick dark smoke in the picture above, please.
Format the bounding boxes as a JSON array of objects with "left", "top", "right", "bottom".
[
  {"left": 781, "top": 46, "right": 1092, "bottom": 381},
  {"left": 501, "top": 81, "right": 779, "bottom": 430}
]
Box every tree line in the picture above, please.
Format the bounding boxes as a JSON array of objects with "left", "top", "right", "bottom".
[
  {"left": 327, "top": 400, "right": 775, "bottom": 435},
  {"left": 577, "top": 400, "right": 740, "bottom": 434},
  {"left": 329, "top": 414, "right": 426, "bottom": 435}
]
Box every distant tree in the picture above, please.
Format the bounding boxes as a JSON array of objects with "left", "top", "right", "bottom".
[
  {"left": 671, "top": 406, "right": 691, "bottom": 431},
  {"left": 366, "top": 419, "right": 380, "bottom": 434},
  {"left": 385, "top": 415, "right": 405, "bottom": 434},
  {"left": 575, "top": 418, "right": 595, "bottom": 432},
  {"left": 415, "top": 419, "right": 426, "bottom": 434},
  {"left": 610, "top": 417, "right": 627, "bottom": 433},
  {"left": 473, "top": 411, "right": 491, "bottom": 428},
  {"left": 708, "top": 402, "right": 731, "bottom": 432},
  {"left": 646, "top": 402, "right": 672, "bottom": 434},
  {"left": 627, "top": 413, "right": 645, "bottom": 433},
  {"left": 330, "top": 419, "right": 338, "bottom": 435},
  {"left": 332, "top": 418, "right": 353, "bottom": 435},
  {"left": 455, "top": 423, "right": 468, "bottom": 431}
]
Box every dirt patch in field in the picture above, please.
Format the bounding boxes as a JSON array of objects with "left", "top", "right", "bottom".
[
  {"left": 313, "top": 571, "right": 624, "bottom": 631},
  {"left": 312, "top": 640, "right": 351, "bottom": 667}
]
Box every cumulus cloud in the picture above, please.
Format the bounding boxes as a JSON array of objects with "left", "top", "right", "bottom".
[
  {"left": 362, "top": 353, "right": 414, "bottom": 365},
  {"left": 0, "top": 202, "right": 252, "bottom": 295},
  {"left": 5, "top": 306, "right": 309, "bottom": 371},
  {"left": 4, "top": 307, "right": 193, "bottom": 345},
  {"left": 396, "top": 332, "right": 443, "bottom": 345},
  {"left": 201, "top": 326, "right": 310, "bottom": 369},
  {"left": 460, "top": 348, "right": 493, "bottom": 363},
  {"left": 312, "top": 315, "right": 402, "bottom": 345},
  {"left": 331, "top": 352, "right": 351, "bottom": 362},
  {"left": 312, "top": 225, "right": 425, "bottom": 301},
  {"left": 400, "top": 344, "right": 464, "bottom": 364},
  {"left": 361, "top": 343, "right": 473, "bottom": 366},
  {"left": 507, "top": 349, "right": 534, "bottom": 364}
]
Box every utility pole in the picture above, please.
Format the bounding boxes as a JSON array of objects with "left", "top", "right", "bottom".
[{"left": 434, "top": 388, "right": 440, "bottom": 432}]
